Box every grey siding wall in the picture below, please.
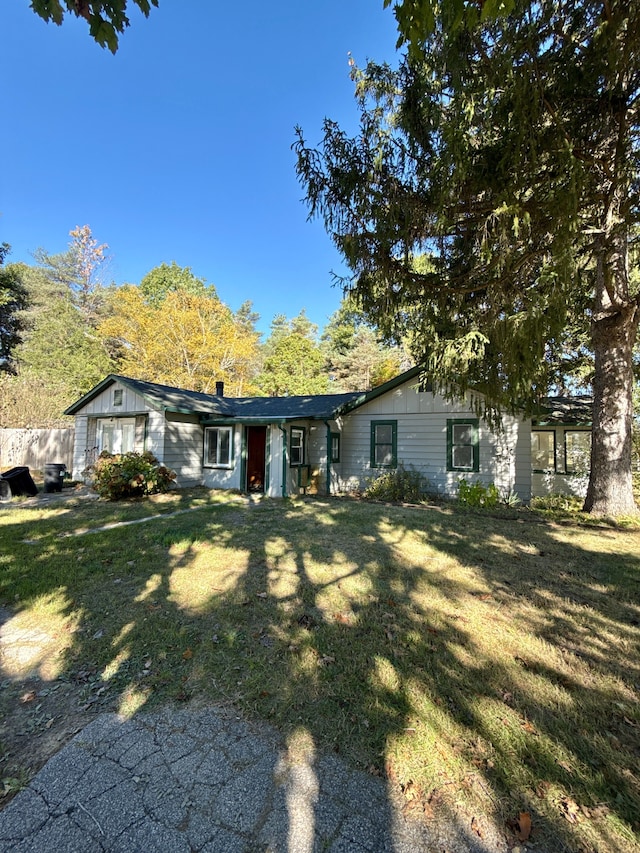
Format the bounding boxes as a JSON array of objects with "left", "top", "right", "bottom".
[
  {"left": 336, "top": 380, "right": 531, "bottom": 501},
  {"left": 164, "top": 412, "right": 203, "bottom": 487}
]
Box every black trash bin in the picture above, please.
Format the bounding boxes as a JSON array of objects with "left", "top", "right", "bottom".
[
  {"left": 44, "top": 463, "right": 67, "bottom": 493},
  {"left": 0, "top": 466, "right": 39, "bottom": 499}
]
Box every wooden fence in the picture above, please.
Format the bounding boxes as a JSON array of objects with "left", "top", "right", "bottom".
[{"left": 0, "top": 428, "right": 75, "bottom": 473}]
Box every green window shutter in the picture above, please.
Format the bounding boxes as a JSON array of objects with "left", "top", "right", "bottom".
[
  {"left": 370, "top": 420, "right": 397, "bottom": 468},
  {"left": 447, "top": 419, "right": 479, "bottom": 472}
]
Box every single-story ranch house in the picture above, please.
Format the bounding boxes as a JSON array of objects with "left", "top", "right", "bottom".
[{"left": 65, "top": 368, "right": 592, "bottom": 502}]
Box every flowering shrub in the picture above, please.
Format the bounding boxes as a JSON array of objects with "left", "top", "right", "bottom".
[{"left": 89, "top": 451, "right": 176, "bottom": 500}]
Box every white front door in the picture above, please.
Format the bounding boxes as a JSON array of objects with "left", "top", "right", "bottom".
[{"left": 97, "top": 418, "right": 136, "bottom": 454}]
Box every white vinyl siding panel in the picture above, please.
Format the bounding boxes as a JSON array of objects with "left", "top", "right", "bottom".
[
  {"left": 75, "top": 383, "right": 151, "bottom": 417},
  {"left": 337, "top": 379, "right": 531, "bottom": 501},
  {"left": 163, "top": 412, "right": 202, "bottom": 487}
]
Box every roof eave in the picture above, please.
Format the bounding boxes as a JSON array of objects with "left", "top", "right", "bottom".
[{"left": 64, "top": 374, "right": 120, "bottom": 415}]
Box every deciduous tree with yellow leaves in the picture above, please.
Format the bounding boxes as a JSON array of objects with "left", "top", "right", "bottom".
[{"left": 100, "top": 265, "right": 260, "bottom": 395}]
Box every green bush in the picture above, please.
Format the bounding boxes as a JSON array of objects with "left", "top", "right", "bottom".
[
  {"left": 457, "top": 478, "right": 500, "bottom": 508},
  {"left": 89, "top": 451, "right": 176, "bottom": 500},
  {"left": 363, "top": 464, "right": 429, "bottom": 503},
  {"left": 530, "top": 492, "right": 583, "bottom": 513}
]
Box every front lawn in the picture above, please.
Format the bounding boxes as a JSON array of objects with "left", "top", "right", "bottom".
[{"left": 1, "top": 489, "right": 638, "bottom": 852}]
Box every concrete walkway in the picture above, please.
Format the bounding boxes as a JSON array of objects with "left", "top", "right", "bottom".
[{"left": 0, "top": 706, "right": 508, "bottom": 853}]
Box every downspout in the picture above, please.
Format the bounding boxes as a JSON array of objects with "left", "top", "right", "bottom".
[
  {"left": 324, "top": 420, "right": 332, "bottom": 496},
  {"left": 278, "top": 424, "right": 288, "bottom": 497}
]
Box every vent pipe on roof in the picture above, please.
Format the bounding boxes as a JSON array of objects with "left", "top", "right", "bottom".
[{"left": 215, "top": 381, "right": 224, "bottom": 397}]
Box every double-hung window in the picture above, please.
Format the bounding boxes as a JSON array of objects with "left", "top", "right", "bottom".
[
  {"left": 290, "top": 427, "right": 305, "bottom": 466},
  {"left": 531, "top": 430, "right": 555, "bottom": 472},
  {"left": 447, "top": 419, "right": 479, "bottom": 472},
  {"left": 370, "top": 421, "right": 397, "bottom": 468},
  {"left": 204, "top": 427, "right": 233, "bottom": 468}
]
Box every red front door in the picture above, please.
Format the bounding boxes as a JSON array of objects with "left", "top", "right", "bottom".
[{"left": 246, "top": 426, "right": 266, "bottom": 492}]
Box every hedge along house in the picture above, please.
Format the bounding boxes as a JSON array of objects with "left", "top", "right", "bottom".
[{"left": 64, "top": 368, "right": 546, "bottom": 501}]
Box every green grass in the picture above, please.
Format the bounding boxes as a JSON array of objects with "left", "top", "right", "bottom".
[{"left": 1, "top": 488, "right": 639, "bottom": 852}]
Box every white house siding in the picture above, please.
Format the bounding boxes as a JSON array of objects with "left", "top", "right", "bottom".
[
  {"left": 69, "top": 381, "right": 166, "bottom": 480},
  {"left": 336, "top": 380, "right": 531, "bottom": 501},
  {"left": 143, "top": 410, "right": 165, "bottom": 461},
  {"left": 202, "top": 426, "right": 242, "bottom": 491},
  {"left": 532, "top": 471, "right": 589, "bottom": 498},
  {"left": 487, "top": 415, "right": 531, "bottom": 502},
  {"left": 76, "top": 382, "right": 151, "bottom": 418},
  {"left": 73, "top": 382, "right": 178, "bottom": 479},
  {"left": 164, "top": 413, "right": 203, "bottom": 487}
]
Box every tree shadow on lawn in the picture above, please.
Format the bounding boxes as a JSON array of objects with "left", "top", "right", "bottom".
[{"left": 0, "top": 496, "right": 639, "bottom": 852}]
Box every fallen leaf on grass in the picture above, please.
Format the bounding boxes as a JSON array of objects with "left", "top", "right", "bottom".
[
  {"left": 560, "top": 796, "right": 581, "bottom": 823},
  {"left": 471, "top": 816, "right": 484, "bottom": 838},
  {"left": 507, "top": 812, "right": 532, "bottom": 842},
  {"left": 581, "top": 803, "right": 610, "bottom": 820},
  {"left": 20, "top": 691, "right": 36, "bottom": 704},
  {"left": 182, "top": 648, "right": 193, "bottom": 660},
  {"left": 535, "top": 780, "right": 551, "bottom": 799},
  {"left": 517, "top": 811, "right": 532, "bottom": 840},
  {"left": 402, "top": 780, "right": 420, "bottom": 801}
]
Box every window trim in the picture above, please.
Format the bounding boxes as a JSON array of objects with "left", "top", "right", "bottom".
[
  {"left": 330, "top": 432, "right": 341, "bottom": 463},
  {"left": 370, "top": 420, "right": 397, "bottom": 469},
  {"left": 204, "top": 426, "right": 234, "bottom": 469},
  {"left": 289, "top": 426, "right": 306, "bottom": 467},
  {"left": 447, "top": 418, "right": 479, "bottom": 473},
  {"left": 97, "top": 417, "right": 136, "bottom": 455},
  {"left": 531, "top": 429, "right": 556, "bottom": 474}
]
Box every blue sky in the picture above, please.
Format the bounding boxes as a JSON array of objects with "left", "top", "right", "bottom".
[{"left": 1, "top": 2, "right": 400, "bottom": 337}]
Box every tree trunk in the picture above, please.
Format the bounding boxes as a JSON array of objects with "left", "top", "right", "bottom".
[{"left": 583, "top": 236, "right": 639, "bottom": 515}]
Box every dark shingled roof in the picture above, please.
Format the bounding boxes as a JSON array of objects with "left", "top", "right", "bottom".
[
  {"left": 534, "top": 395, "right": 593, "bottom": 425},
  {"left": 65, "top": 374, "right": 365, "bottom": 421}
]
